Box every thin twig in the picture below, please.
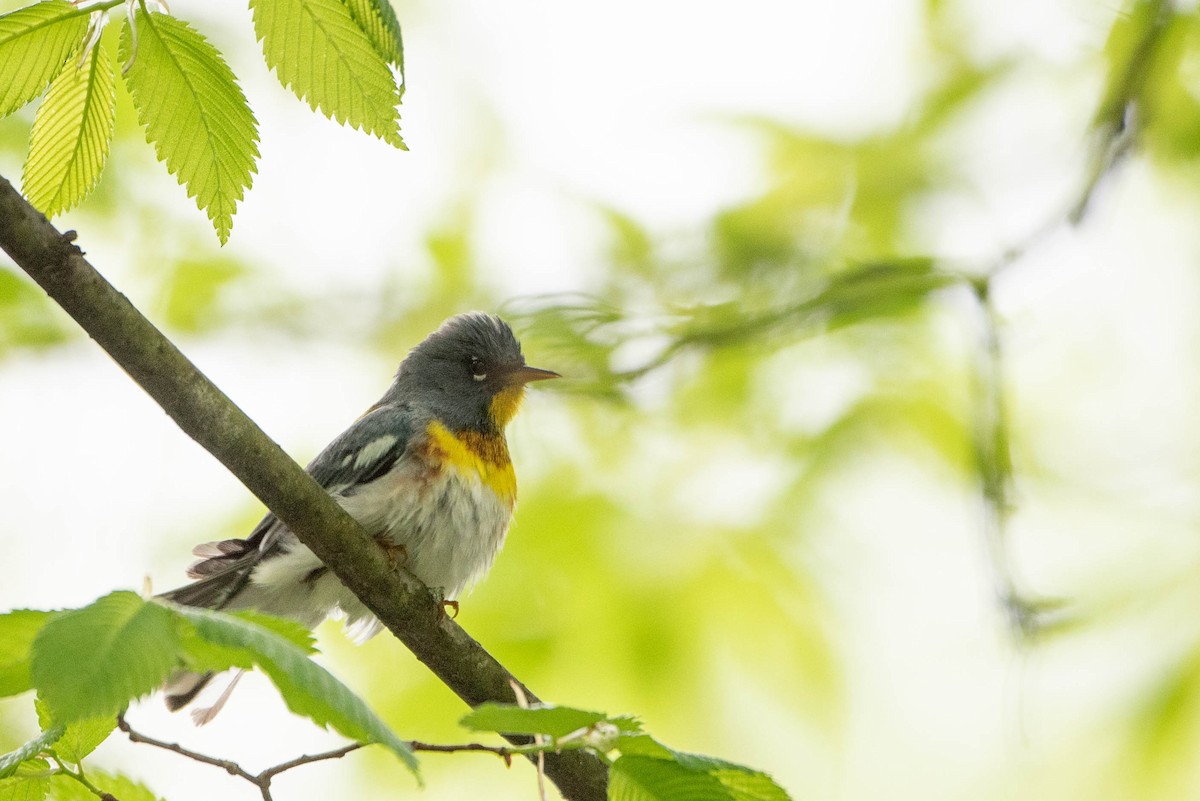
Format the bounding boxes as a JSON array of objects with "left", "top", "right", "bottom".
[
  {"left": 117, "top": 715, "right": 258, "bottom": 784},
  {"left": 118, "top": 715, "right": 543, "bottom": 800}
]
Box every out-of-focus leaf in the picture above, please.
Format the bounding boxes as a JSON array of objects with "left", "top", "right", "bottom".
[
  {"left": 156, "top": 257, "right": 245, "bottom": 332},
  {"left": 1134, "top": 644, "right": 1200, "bottom": 772},
  {"left": 1135, "top": 14, "right": 1200, "bottom": 161},
  {"left": 31, "top": 591, "right": 179, "bottom": 723},
  {"left": 172, "top": 605, "right": 418, "bottom": 775},
  {"left": 22, "top": 38, "right": 115, "bottom": 215},
  {"left": 0, "top": 0, "right": 87, "bottom": 118},
  {"left": 1096, "top": 0, "right": 1170, "bottom": 131},
  {"left": 0, "top": 610, "right": 56, "bottom": 697},
  {"left": 0, "top": 265, "right": 74, "bottom": 354},
  {"left": 34, "top": 699, "right": 114, "bottom": 763}
]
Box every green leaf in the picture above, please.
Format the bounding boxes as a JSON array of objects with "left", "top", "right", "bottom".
[
  {"left": 609, "top": 755, "right": 732, "bottom": 801},
  {"left": 119, "top": 9, "right": 259, "bottom": 244},
  {"left": 46, "top": 770, "right": 163, "bottom": 801},
  {"left": 176, "top": 609, "right": 316, "bottom": 674},
  {"left": 338, "top": 0, "right": 404, "bottom": 72},
  {"left": 34, "top": 700, "right": 114, "bottom": 764},
  {"left": 615, "top": 735, "right": 673, "bottom": 759},
  {"left": 171, "top": 605, "right": 418, "bottom": 776},
  {"left": 709, "top": 768, "right": 791, "bottom": 801},
  {"left": 31, "top": 591, "right": 180, "bottom": 723},
  {"left": 0, "top": 732, "right": 61, "bottom": 780},
  {"left": 250, "top": 0, "right": 404, "bottom": 147},
  {"left": 0, "top": 270, "right": 73, "bottom": 351},
  {"left": 0, "top": 610, "right": 56, "bottom": 697},
  {"left": 461, "top": 703, "right": 641, "bottom": 739},
  {"left": 22, "top": 39, "right": 115, "bottom": 216},
  {"left": 609, "top": 750, "right": 792, "bottom": 801},
  {"left": 0, "top": 766, "right": 51, "bottom": 801},
  {"left": 0, "top": 1, "right": 88, "bottom": 118},
  {"left": 156, "top": 256, "right": 245, "bottom": 333}
]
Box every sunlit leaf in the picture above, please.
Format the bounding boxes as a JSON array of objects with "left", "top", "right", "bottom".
[
  {"left": 120, "top": 9, "right": 259, "bottom": 244},
  {"left": 0, "top": 1, "right": 87, "bottom": 118},
  {"left": 339, "top": 0, "right": 403, "bottom": 72},
  {"left": 34, "top": 699, "right": 115, "bottom": 763},
  {"left": 22, "top": 40, "right": 115, "bottom": 216},
  {"left": 0, "top": 610, "right": 56, "bottom": 697},
  {"left": 250, "top": 0, "right": 403, "bottom": 147},
  {"left": 31, "top": 591, "right": 179, "bottom": 723}
]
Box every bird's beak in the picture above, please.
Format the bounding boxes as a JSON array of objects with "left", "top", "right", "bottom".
[{"left": 505, "top": 365, "right": 561, "bottom": 385}]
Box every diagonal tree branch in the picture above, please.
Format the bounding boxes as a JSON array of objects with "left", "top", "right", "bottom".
[{"left": 0, "top": 173, "right": 608, "bottom": 801}]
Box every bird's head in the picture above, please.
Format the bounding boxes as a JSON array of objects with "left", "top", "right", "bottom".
[{"left": 393, "top": 312, "right": 558, "bottom": 432}]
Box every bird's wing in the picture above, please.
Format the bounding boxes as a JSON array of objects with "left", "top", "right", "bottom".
[{"left": 160, "top": 403, "right": 416, "bottom": 609}]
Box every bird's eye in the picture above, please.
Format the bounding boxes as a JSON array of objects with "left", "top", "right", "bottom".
[{"left": 469, "top": 356, "right": 487, "bottom": 381}]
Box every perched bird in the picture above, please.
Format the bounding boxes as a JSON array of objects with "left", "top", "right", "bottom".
[{"left": 160, "top": 312, "right": 558, "bottom": 719}]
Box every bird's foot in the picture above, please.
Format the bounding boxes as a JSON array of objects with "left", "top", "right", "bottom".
[
  {"left": 373, "top": 534, "right": 408, "bottom": 571},
  {"left": 429, "top": 587, "right": 459, "bottom": 620}
]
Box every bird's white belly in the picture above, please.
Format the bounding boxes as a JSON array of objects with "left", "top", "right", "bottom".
[{"left": 244, "top": 460, "right": 513, "bottom": 640}]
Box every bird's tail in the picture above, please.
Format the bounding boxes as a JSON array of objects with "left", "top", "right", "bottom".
[{"left": 157, "top": 537, "right": 260, "bottom": 720}]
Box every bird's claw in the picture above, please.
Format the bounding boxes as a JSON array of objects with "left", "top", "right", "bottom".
[{"left": 373, "top": 534, "right": 408, "bottom": 571}]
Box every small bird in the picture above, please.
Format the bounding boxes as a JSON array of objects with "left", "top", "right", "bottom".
[{"left": 160, "top": 312, "right": 558, "bottom": 719}]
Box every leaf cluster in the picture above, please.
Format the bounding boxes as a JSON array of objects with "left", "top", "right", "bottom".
[
  {"left": 0, "top": 0, "right": 406, "bottom": 242},
  {"left": 0, "top": 591, "right": 417, "bottom": 800},
  {"left": 460, "top": 703, "right": 791, "bottom": 801}
]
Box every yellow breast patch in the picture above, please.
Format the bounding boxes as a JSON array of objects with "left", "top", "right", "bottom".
[{"left": 425, "top": 420, "right": 517, "bottom": 506}]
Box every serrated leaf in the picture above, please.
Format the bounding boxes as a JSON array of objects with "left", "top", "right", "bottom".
[
  {"left": 0, "top": 610, "right": 57, "bottom": 697},
  {"left": 171, "top": 605, "right": 418, "bottom": 775},
  {"left": 34, "top": 699, "right": 114, "bottom": 764},
  {"left": 0, "top": 1, "right": 88, "bottom": 118},
  {"left": 176, "top": 609, "right": 315, "bottom": 674},
  {"left": 609, "top": 755, "right": 733, "bottom": 801},
  {"left": 0, "top": 731, "right": 61, "bottom": 780},
  {"left": 230, "top": 610, "right": 318, "bottom": 653},
  {"left": 615, "top": 735, "right": 674, "bottom": 759},
  {"left": 119, "top": 9, "right": 259, "bottom": 244},
  {"left": 22, "top": 40, "right": 115, "bottom": 216},
  {"left": 250, "top": 0, "right": 403, "bottom": 146},
  {"left": 0, "top": 771, "right": 50, "bottom": 801},
  {"left": 46, "top": 770, "right": 163, "bottom": 801},
  {"left": 338, "top": 0, "right": 403, "bottom": 72},
  {"left": 31, "top": 591, "right": 179, "bottom": 724},
  {"left": 710, "top": 768, "right": 791, "bottom": 801},
  {"left": 461, "top": 703, "right": 641, "bottom": 739}
]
